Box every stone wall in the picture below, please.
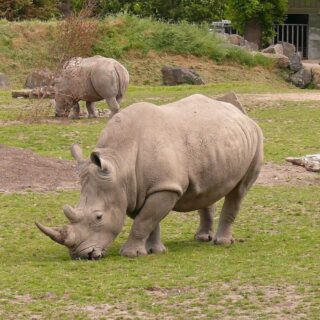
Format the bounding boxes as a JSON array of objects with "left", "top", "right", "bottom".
[{"left": 308, "top": 14, "right": 320, "bottom": 59}]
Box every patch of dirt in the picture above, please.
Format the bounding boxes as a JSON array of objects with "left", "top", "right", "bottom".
[
  {"left": 239, "top": 92, "right": 320, "bottom": 103},
  {"left": 257, "top": 162, "right": 320, "bottom": 186},
  {"left": 0, "top": 144, "right": 79, "bottom": 192},
  {"left": 0, "top": 145, "right": 318, "bottom": 193}
]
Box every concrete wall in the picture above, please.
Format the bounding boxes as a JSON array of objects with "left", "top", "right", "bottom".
[{"left": 308, "top": 14, "right": 320, "bottom": 59}]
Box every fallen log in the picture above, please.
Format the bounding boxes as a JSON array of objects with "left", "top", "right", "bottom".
[
  {"left": 12, "top": 86, "right": 55, "bottom": 99},
  {"left": 286, "top": 154, "right": 320, "bottom": 172}
]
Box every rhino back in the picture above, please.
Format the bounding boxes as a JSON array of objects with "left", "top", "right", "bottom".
[{"left": 97, "top": 94, "right": 263, "bottom": 212}]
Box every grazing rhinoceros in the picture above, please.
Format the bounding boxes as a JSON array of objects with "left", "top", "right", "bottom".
[
  {"left": 54, "top": 56, "right": 129, "bottom": 119},
  {"left": 36, "top": 94, "right": 263, "bottom": 259}
]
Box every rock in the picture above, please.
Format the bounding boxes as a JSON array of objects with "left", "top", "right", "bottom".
[
  {"left": 290, "top": 52, "right": 303, "bottom": 72},
  {"left": 0, "top": 73, "right": 10, "bottom": 88},
  {"left": 279, "top": 42, "right": 296, "bottom": 60},
  {"left": 290, "top": 67, "right": 312, "bottom": 88},
  {"left": 262, "top": 44, "right": 284, "bottom": 55},
  {"left": 161, "top": 66, "right": 204, "bottom": 86},
  {"left": 25, "top": 68, "right": 55, "bottom": 89},
  {"left": 260, "top": 52, "right": 290, "bottom": 68},
  {"left": 216, "top": 92, "right": 246, "bottom": 114},
  {"left": 311, "top": 66, "right": 320, "bottom": 89},
  {"left": 226, "top": 34, "right": 246, "bottom": 46}
]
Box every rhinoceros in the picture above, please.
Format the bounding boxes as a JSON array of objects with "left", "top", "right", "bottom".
[
  {"left": 36, "top": 94, "right": 263, "bottom": 259},
  {"left": 54, "top": 56, "right": 129, "bottom": 119}
]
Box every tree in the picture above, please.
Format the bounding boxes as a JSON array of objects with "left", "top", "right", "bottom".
[
  {"left": 0, "top": 0, "right": 59, "bottom": 20},
  {"left": 91, "top": 0, "right": 227, "bottom": 24},
  {"left": 226, "top": 0, "right": 288, "bottom": 45}
]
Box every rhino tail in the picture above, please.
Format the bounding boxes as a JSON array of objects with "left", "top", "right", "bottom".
[
  {"left": 114, "top": 63, "right": 129, "bottom": 102},
  {"left": 216, "top": 92, "right": 246, "bottom": 114}
]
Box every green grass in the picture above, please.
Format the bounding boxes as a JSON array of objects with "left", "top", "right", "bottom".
[
  {"left": 0, "top": 85, "right": 317, "bottom": 163},
  {"left": 1, "top": 80, "right": 320, "bottom": 318},
  {"left": 0, "top": 186, "right": 319, "bottom": 318},
  {"left": 94, "top": 15, "right": 272, "bottom": 67}
]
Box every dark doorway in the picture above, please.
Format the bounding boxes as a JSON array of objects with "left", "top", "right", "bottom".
[{"left": 274, "top": 14, "right": 309, "bottom": 58}]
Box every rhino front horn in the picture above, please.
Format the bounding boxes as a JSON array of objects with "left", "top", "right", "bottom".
[{"left": 35, "top": 222, "right": 66, "bottom": 245}]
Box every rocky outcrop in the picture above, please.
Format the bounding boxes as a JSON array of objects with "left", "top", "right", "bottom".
[
  {"left": 161, "top": 66, "right": 204, "bottom": 86},
  {"left": 0, "top": 73, "right": 10, "bottom": 88},
  {"left": 25, "top": 68, "right": 55, "bottom": 89}
]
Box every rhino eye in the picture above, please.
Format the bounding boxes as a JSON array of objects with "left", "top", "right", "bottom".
[{"left": 96, "top": 213, "right": 103, "bottom": 221}]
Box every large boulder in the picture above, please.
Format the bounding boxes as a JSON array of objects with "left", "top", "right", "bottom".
[
  {"left": 161, "top": 66, "right": 204, "bottom": 86},
  {"left": 0, "top": 73, "right": 10, "bottom": 88},
  {"left": 290, "top": 52, "right": 303, "bottom": 72},
  {"left": 25, "top": 68, "right": 55, "bottom": 89},
  {"left": 290, "top": 67, "right": 312, "bottom": 88},
  {"left": 260, "top": 52, "right": 290, "bottom": 68},
  {"left": 262, "top": 44, "right": 284, "bottom": 55},
  {"left": 279, "top": 42, "right": 296, "bottom": 61}
]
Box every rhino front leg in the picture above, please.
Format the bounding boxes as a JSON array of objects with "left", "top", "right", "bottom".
[
  {"left": 105, "top": 97, "right": 120, "bottom": 118},
  {"left": 195, "top": 205, "right": 215, "bottom": 242},
  {"left": 86, "top": 102, "right": 97, "bottom": 118},
  {"left": 146, "top": 224, "right": 167, "bottom": 254},
  {"left": 120, "top": 191, "right": 178, "bottom": 258}
]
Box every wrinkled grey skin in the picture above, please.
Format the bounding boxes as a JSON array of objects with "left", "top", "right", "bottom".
[
  {"left": 54, "top": 56, "right": 129, "bottom": 119},
  {"left": 36, "top": 94, "right": 263, "bottom": 259}
]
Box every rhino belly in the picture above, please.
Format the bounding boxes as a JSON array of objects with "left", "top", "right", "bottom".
[{"left": 173, "top": 175, "right": 242, "bottom": 212}]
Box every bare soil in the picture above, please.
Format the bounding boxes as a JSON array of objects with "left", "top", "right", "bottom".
[{"left": 0, "top": 145, "right": 318, "bottom": 193}]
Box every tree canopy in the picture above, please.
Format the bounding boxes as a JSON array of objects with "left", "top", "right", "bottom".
[{"left": 226, "top": 0, "right": 288, "bottom": 44}]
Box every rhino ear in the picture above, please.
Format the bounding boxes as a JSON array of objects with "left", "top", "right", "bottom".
[{"left": 90, "top": 150, "right": 112, "bottom": 175}]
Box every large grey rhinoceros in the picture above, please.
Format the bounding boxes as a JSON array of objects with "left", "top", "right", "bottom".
[
  {"left": 54, "top": 56, "right": 129, "bottom": 119},
  {"left": 36, "top": 94, "right": 263, "bottom": 259}
]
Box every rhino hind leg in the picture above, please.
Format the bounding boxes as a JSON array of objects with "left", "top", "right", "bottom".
[
  {"left": 195, "top": 205, "right": 215, "bottom": 242},
  {"left": 214, "top": 148, "right": 262, "bottom": 245},
  {"left": 105, "top": 97, "right": 120, "bottom": 118},
  {"left": 120, "top": 191, "right": 178, "bottom": 258},
  {"left": 146, "top": 224, "right": 167, "bottom": 254},
  {"left": 86, "top": 101, "right": 97, "bottom": 118},
  {"left": 70, "top": 102, "right": 80, "bottom": 119}
]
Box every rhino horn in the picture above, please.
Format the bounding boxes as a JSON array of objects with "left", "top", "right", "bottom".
[
  {"left": 35, "top": 222, "right": 67, "bottom": 245},
  {"left": 71, "top": 143, "right": 85, "bottom": 164},
  {"left": 63, "top": 204, "right": 81, "bottom": 222}
]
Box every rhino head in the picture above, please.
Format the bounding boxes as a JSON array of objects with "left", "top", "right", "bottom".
[{"left": 36, "top": 144, "right": 126, "bottom": 260}]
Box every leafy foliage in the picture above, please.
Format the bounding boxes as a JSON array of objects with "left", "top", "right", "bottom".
[
  {"left": 73, "top": 0, "right": 227, "bottom": 23},
  {"left": 0, "top": 0, "right": 59, "bottom": 20},
  {"left": 226, "top": 0, "right": 288, "bottom": 44}
]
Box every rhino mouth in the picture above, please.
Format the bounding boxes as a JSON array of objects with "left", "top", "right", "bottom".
[{"left": 71, "top": 246, "right": 105, "bottom": 260}]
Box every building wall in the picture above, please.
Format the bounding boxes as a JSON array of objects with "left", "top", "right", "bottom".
[
  {"left": 288, "top": 0, "right": 320, "bottom": 14},
  {"left": 308, "top": 14, "right": 320, "bottom": 59}
]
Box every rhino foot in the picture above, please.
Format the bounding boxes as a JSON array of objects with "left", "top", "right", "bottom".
[
  {"left": 120, "top": 241, "right": 148, "bottom": 258},
  {"left": 146, "top": 242, "right": 167, "bottom": 254},
  {"left": 213, "top": 235, "right": 235, "bottom": 245},
  {"left": 195, "top": 231, "right": 213, "bottom": 242}
]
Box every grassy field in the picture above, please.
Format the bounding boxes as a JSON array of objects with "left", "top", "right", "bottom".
[{"left": 0, "top": 81, "right": 320, "bottom": 319}]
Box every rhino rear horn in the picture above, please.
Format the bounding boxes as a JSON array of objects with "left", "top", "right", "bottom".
[
  {"left": 63, "top": 204, "right": 81, "bottom": 222},
  {"left": 35, "top": 222, "right": 67, "bottom": 245},
  {"left": 71, "top": 143, "right": 84, "bottom": 163}
]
